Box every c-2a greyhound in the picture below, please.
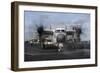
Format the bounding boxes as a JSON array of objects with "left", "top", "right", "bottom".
[{"left": 41, "top": 26, "right": 81, "bottom": 52}]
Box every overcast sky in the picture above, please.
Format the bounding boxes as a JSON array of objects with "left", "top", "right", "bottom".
[{"left": 24, "top": 11, "right": 90, "bottom": 41}]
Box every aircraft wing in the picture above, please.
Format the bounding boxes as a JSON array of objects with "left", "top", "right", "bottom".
[{"left": 43, "top": 30, "right": 53, "bottom": 35}]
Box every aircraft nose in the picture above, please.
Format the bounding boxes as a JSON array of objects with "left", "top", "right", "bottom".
[{"left": 56, "top": 34, "right": 65, "bottom": 43}]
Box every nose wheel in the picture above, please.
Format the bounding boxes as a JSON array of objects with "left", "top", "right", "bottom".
[
  {"left": 58, "top": 43, "right": 64, "bottom": 52},
  {"left": 58, "top": 47, "right": 64, "bottom": 52}
]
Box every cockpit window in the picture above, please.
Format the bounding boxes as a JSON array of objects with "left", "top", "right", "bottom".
[
  {"left": 55, "top": 30, "right": 65, "bottom": 33},
  {"left": 61, "top": 30, "right": 65, "bottom": 32}
]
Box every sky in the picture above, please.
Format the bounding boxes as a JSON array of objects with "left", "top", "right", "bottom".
[{"left": 24, "top": 11, "right": 90, "bottom": 41}]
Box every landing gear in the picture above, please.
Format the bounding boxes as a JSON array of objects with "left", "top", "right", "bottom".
[
  {"left": 58, "top": 48, "right": 62, "bottom": 52},
  {"left": 58, "top": 43, "right": 63, "bottom": 52}
]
